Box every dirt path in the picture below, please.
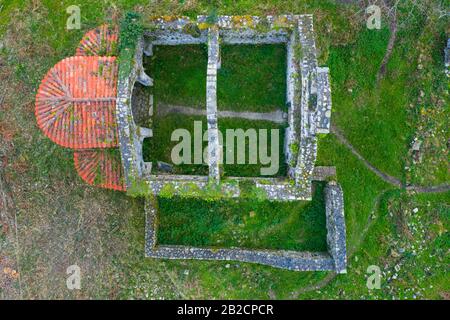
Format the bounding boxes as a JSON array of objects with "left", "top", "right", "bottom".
[
  {"left": 292, "top": 188, "right": 393, "bottom": 297},
  {"left": 291, "top": 272, "right": 337, "bottom": 297},
  {"left": 331, "top": 124, "right": 402, "bottom": 187},
  {"left": 157, "top": 103, "right": 288, "bottom": 124},
  {"left": 331, "top": 124, "right": 450, "bottom": 193},
  {"left": 407, "top": 184, "right": 450, "bottom": 193},
  {"left": 377, "top": 5, "right": 398, "bottom": 82}
]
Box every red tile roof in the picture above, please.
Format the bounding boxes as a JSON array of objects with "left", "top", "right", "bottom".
[
  {"left": 76, "top": 24, "right": 119, "bottom": 57},
  {"left": 74, "top": 149, "right": 125, "bottom": 191},
  {"left": 36, "top": 25, "right": 126, "bottom": 191},
  {"left": 35, "top": 56, "right": 119, "bottom": 149}
]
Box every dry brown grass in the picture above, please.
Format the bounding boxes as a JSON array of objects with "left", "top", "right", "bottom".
[{"left": 0, "top": 1, "right": 143, "bottom": 299}]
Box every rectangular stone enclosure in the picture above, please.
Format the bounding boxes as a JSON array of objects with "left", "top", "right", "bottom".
[{"left": 116, "top": 15, "right": 346, "bottom": 272}]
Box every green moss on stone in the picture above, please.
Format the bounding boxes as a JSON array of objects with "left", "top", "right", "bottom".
[{"left": 127, "top": 178, "right": 150, "bottom": 197}]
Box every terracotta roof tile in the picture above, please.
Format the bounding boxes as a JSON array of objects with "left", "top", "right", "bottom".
[
  {"left": 76, "top": 24, "right": 119, "bottom": 57},
  {"left": 35, "top": 56, "right": 119, "bottom": 149},
  {"left": 74, "top": 149, "right": 126, "bottom": 191},
  {"left": 36, "top": 25, "right": 125, "bottom": 191}
]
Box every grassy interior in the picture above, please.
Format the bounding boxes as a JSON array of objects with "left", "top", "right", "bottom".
[
  {"left": 142, "top": 43, "right": 288, "bottom": 176},
  {"left": 218, "top": 44, "right": 287, "bottom": 112},
  {"left": 145, "top": 45, "right": 207, "bottom": 108},
  {"left": 218, "top": 118, "right": 287, "bottom": 177},
  {"left": 145, "top": 44, "right": 287, "bottom": 112},
  {"left": 143, "top": 115, "right": 287, "bottom": 177},
  {"left": 143, "top": 114, "right": 209, "bottom": 175},
  {"left": 158, "top": 182, "right": 327, "bottom": 251}
]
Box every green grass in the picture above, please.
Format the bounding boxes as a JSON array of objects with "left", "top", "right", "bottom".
[
  {"left": 302, "top": 189, "right": 450, "bottom": 300},
  {"left": 0, "top": 0, "right": 21, "bottom": 33},
  {"left": 218, "top": 44, "right": 287, "bottom": 112},
  {"left": 404, "top": 18, "right": 450, "bottom": 186},
  {"left": 143, "top": 114, "right": 209, "bottom": 175},
  {"left": 316, "top": 134, "right": 390, "bottom": 252},
  {"left": 327, "top": 28, "right": 412, "bottom": 180},
  {"left": 145, "top": 43, "right": 287, "bottom": 112},
  {"left": 143, "top": 114, "right": 287, "bottom": 177},
  {"left": 145, "top": 45, "right": 208, "bottom": 108},
  {"left": 158, "top": 182, "right": 327, "bottom": 251},
  {"left": 218, "top": 118, "right": 287, "bottom": 177}
]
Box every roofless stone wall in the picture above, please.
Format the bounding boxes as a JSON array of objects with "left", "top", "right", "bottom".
[
  {"left": 117, "top": 14, "right": 334, "bottom": 201},
  {"left": 206, "top": 27, "right": 221, "bottom": 182},
  {"left": 145, "top": 180, "right": 347, "bottom": 272},
  {"left": 116, "top": 14, "right": 345, "bottom": 272},
  {"left": 116, "top": 37, "right": 148, "bottom": 182},
  {"left": 325, "top": 182, "right": 347, "bottom": 274}
]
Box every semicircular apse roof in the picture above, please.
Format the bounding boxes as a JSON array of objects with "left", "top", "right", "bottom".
[
  {"left": 76, "top": 24, "right": 119, "bottom": 57},
  {"left": 35, "top": 56, "right": 119, "bottom": 149}
]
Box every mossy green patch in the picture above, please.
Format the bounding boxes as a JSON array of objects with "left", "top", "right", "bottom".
[
  {"left": 157, "top": 182, "right": 328, "bottom": 251},
  {"left": 145, "top": 44, "right": 208, "bottom": 108},
  {"left": 218, "top": 44, "right": 287, "bottom": 112}
]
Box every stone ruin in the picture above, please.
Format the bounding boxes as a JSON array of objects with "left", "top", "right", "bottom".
[
  {"left": 119, "top": 15, "right": 335, "bottom": 199},
  {"left": 35, "top": 14, "right": 347, "bottom": 273},
  {"left": 117, "top": 15, "right": 347, "bottom": 273}
]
